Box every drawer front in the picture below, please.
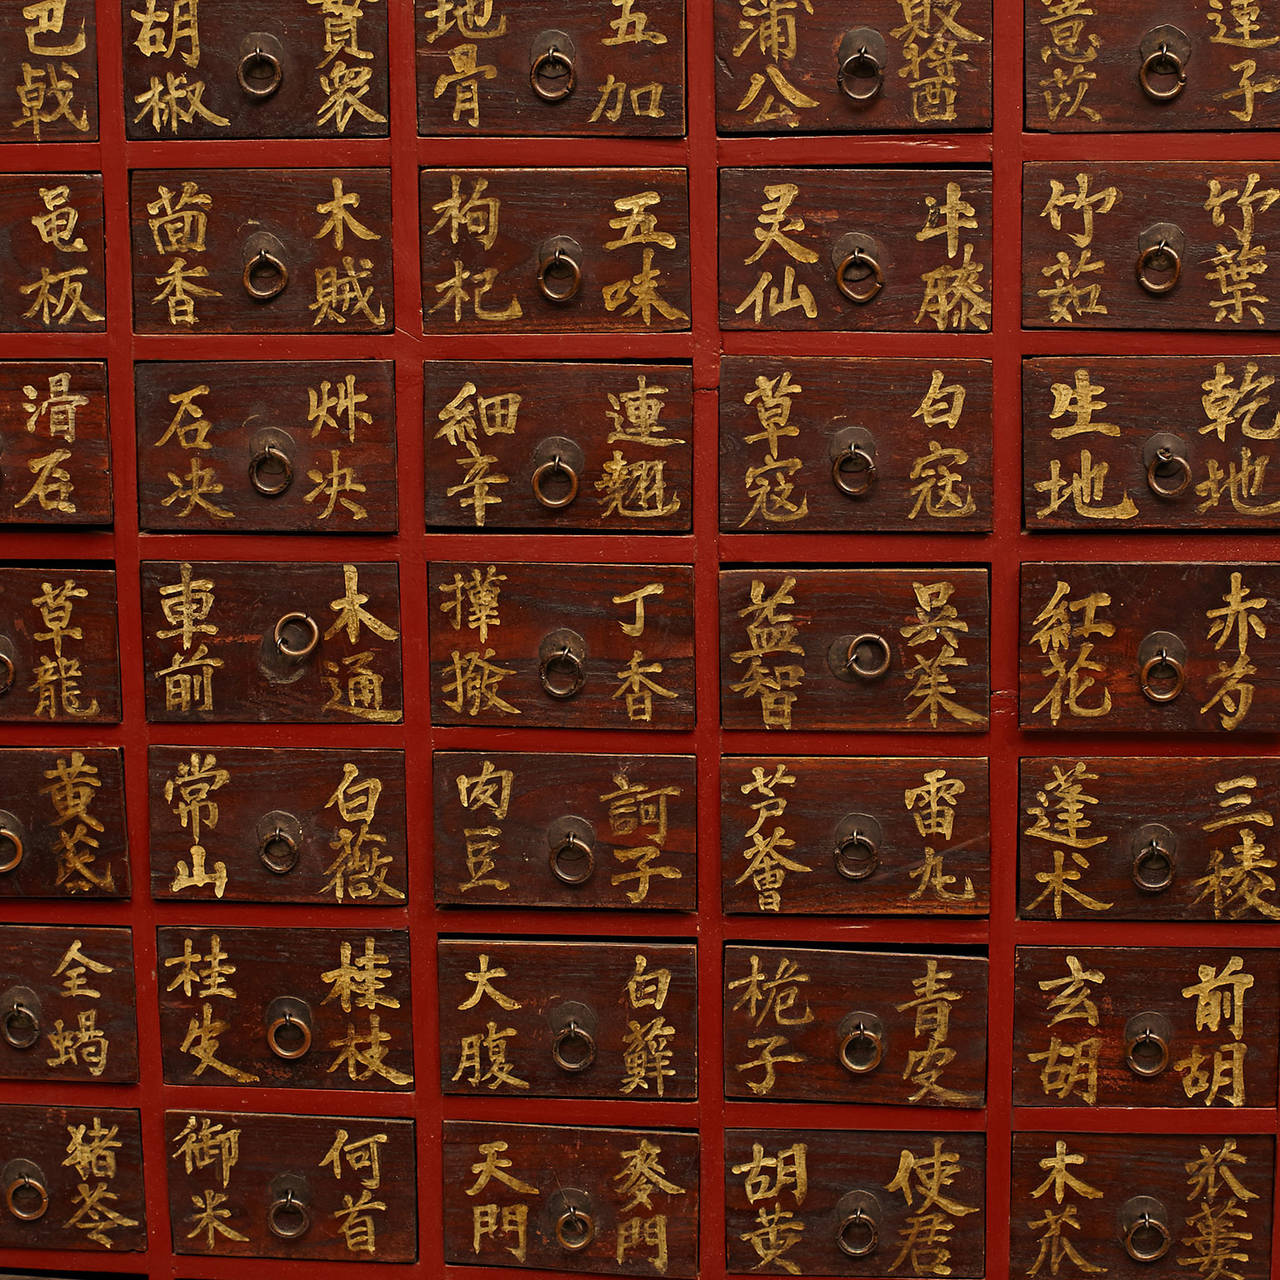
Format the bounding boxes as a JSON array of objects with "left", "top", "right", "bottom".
[
  {"left": 136, "top": 361, "right": 396, "bottom": 533},
  {"left": 724, "top": 1128, "right": 985, "bottom": 1277},
  {"left": 439, "top": 939, "right": 697, "bottom": 1098},
  {"left": 720, "top": 168, "right": 993, "bottom": 332},
  {"left": 140, "top": 560, "right": 402, "bottom": 724},
  {"left": 0, "top": 747, "right": 127, "bottom": 898},
  {"left": 1020, "top": 561, "right": 1280, "bottom": 731},
  {"left": 0, "top": 175, "right": 104, "bottom": 331},
  {"left": 425, "top": 360, "right": 693, "bottom": 531},
  {"left": 4, "top": 0, "right": 97, "bottom": 141},
  {"left": 716, "top": 0, "right": 992, "bottom": 133},
  {"left": 721, "top": 356, "right": 992, "bottom": 532},
  {"left": 1026, "top": 0, "right": 1280, "bottom": 131},
  {"left": 721, "top": 756, "right": 989, "bottom": 915},
  {"left": 156, "top": 926, "right": 413, "bottom": 1090},
  {"left": 0, "top": 566, "right": 120, "bottom": 723},
  {"left": 443, "top": 1119, "right": 699, "bottom": 1276},
  {"left": 420, "top": 167, "right": 690, "bottom": 333},
  {"left": 429, "top": 561, "right": 694, "bottom": 729},
  {"left": 0, "top": 1105, "right": 145, "bottom": 1252},
  {"left": 723, "top": 944, "right": 987, "bottom": 1106},
  {"left": 149, "top": 746, "right": 406, "bottom": 904},
  {"left": 417, "top": 1, "right": 686, "bottom": 136},
  {"left": 0, "top": 926, "right": 136, "bottom": 1083},
  {"left": 124, "top": 0, "right": 389, "bottom": 139},
  {"left": 1015, "top": 945, "right": 1280, "bottom": 1108},
  {"left": 720, "top": 568, "right": 991, "bottom": 732},
  {"left": 1020, "top": 755, "right": 1280, "bottom": 921},
  {"left": 131, "top": 169, "right": 393, "bottom": 334},
  {"left": 434, "top": 751, "right": 696, "bottom": 909},
  {"left": 0, "top": 363, "right": 110, "bottom": 526},
  {"left": 166, "top": 1110, "right": 414, "bottom": 1261},
  {"left": 1025, "top": 161, "right": 1280, "bottom": 329},
  {"left": 1010, "top": 1132, "right": 1274, "bottom": 1280}
]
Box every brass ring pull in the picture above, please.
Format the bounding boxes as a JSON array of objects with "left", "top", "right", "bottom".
[
  {"left": 838, "top": 47, "right": 883, "bottom": 101},
  {"left": 539, "top": 645, "right": 585, "bottom": 699},
  {"left": 844, "top": 633, "right": 892, "bottom": 681},
  {"left": 530, "top": 46, "right": 576, "bottom": 102},
  {"left": 834, "top": 828, "right": 879, "bottom": 881},
  {"left": 1, "top": 1001, "right": 39, "bottom": 1050},
  {"left": 238, "top": 45, "right": 283, "bottom": 99},
  {"left": 1136, "top": 240, "right": 1181, "bottom": 295},
  {"left": 248, "top": 443, "right": 293, "bottom": 497},
  {"left": 1139, "top": 649, "right": 1185, "bottom": 703},
  {"left": 0, "top": 822, "right": 23, "bottom": 875},
  {"left": 4, "top": 1173, "right": 48, "bottom": 1221},
  {"left": 1125, "top": 1026, "right": 1170, "bottom": 1078},
  {"left": 837, "top": 1206, "right": 880, "bottom": 1257},
  {"left": 266, "top": 1011, "right": 312, "bottom": 1061},
  {"left": 537, "top": 246, "right": 582, "bottom": 303},
  {"left": 531, "top": 455, "right": 580, "bottom": 509},
  {"left": 836, "top": 248, "right": 884, "bottom": 304},
  {"left": 0, "top": 651, "right": 14, "bottom": 695},
  {"left": 551, "top": 1019, "right": 597, "bottom": 1072},
  {"left": 273, "top": 612, "right": 319, "bottom": 662},
  {"left": 1131, "top": 838, "right": 1175, "bottom": 893},
  {"left": 838, "top": 1021, "right": 885, "bottom": 1074},
  {"left": 259, "top": 826, "right": 299, "bottom": 875},
  {"left": 549, "top": 830, "right": 595, "bottom": 885},
  {"left": 1124, "top": 1209, "right": 1171, "bottom": 1261},
  {"left": 555, "top": 1204, "right": 595, "bottom": 1251},
  {"left": 1146, "top": 446, "right": 1191, "bottom": 498},
  {"left": 243, "top": 247, "right": 289, "bottom": 301},
  {"left": 1139, "top": 43, "right": 1186, "bottom": 102},
  {"left": 831, "top": 444, "right": 878, "bottom": 497},
  {"left": 267, "top": 1188, "right": 311, "bottom": 1239}
]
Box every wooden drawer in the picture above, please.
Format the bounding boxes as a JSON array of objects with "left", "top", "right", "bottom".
[
  {"left": 3, "top": 0, "right": 97, "bottom": 141},
  {"left": 130, "top": 169, "right": 393, "bottom": 334},
  {"left": 429, "top": 561, "right": 694, "bottom": 729},
  {"left": 0, "top": 1105, "right": 145, "bottom": 1252},
  {"left": 123, "top": 0, "right": 389, "bottom": 139},
  {"left": 166, "top": 1110, "right": 414, "bottom": 1261},
  {"left": 156, "top": 925, "right": 413, "bottom": 1091},
  {"left": 420, "top": 167, "right": 690, "bottom": 333},
  {"left": 723, "top": 944, "right": 987, "bottom": 1106},
  {"left": 434, "top": 751, "right": 696, "bottom": 910},
  {"left": 439, "top": 938, "right": 696, "bottom": 1098},
  {"left": 140, "top": 560, "right": 402, "bottom": 724},
  {"left": 1019, "top": 561, "right": 1280, "bottom": 732},
  {"left": 135, "top": 361, "right": 396, "bottom": 533},
  {"left": 725, "top": 1128, "right": 985, "bottom": 1276},
  {"left": 1011, "top": 1132, "right": 1274, "bottom": 1280},
  {"left": 0, "top": 926, "right": 136, "bottom": 1083},
  {"left": 425, "top": 360, "right": 692, "bottom": 531},
  {"left": 719, "top": 168, "right": 993, "bottom": 332},
  {"left": 720, "top": 568, "right": 990, "bottom": 733},
  {"left": 721, "top": 756, "right": 989, "bottom": 915},
  {"left": 0, "top": 566, "right": 120, "bottom": 723},
  {"left": 0, "top": 747, "right": 128, "bottom": 898},
  {"left": 149, "top": 746, "right": 406, "bottom": 904},
  {"left": 417, "top": 0, "right": 686, "bottom": 136},
  {"left": 0, "top": 363, "right": 110, "bottom": 526},
  {"left": 443, "top": 1119, "right": 699, "bottom": 1276},
  {"left": 1014, "top": 945, "right": 1279, "bottom": 1108}
]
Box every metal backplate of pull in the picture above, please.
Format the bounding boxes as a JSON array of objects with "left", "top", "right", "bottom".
[
  {"left": 1124, "top": 1010, "right": 1173, "bottom": 1078},
  {"left": 549, "top": 1187, "right": 596, "bottom": 1251},
  {"left": 0, "top": 635, "right": 16, "bottom": 696},
  {"left": 265, "top": 995, "right": 314, "bottom": 1061},
  {"left": 530, "top": 29, "right": 577, "bottom": 102},
  {"left": 1142, "top": 432, "right": 1192, "bottom": 498},
  {"left": 1138, "top": 25, "right": 1190, "bottom": 102},
  {"left": 530, "top": 435, "right": 585, "bottom": 510},
  {"left": 242, "top": 229, "right": 289, "bottom": 302},
  {"left": 0, "top": 810, "right": 27, "bottom": 874},
  {"left": 836, "top": 1010, "right": 886, "bottom": 1074},
  {"left": 267, "top": 1172, "right": 311, "bottom": 1240},
  {"left": 0, "top": 987, "right": 41, "bottom": 1050},
  {"left": 828, "top": 632, "right": 893, "bottom": 682},
  {"left": 539, "top": 627, "right": 587, "bottom": 699},
  {"left": 546, "top": 814, "right": 597, "bottom": 885},
  {"left": 1137, "top": 630, "right": 1188, "bottom": 703},
  {"left": 2, "top": 1158, "right": 48, "bottom": 1221},
  {"left": 238, "top": 31, "right": 285, "bottom": 100},
  {"left": 257, "top": 809, "right": 304, "bottom": 875},
  {"left": 828, "top": 425, "right": 878, "bottom": 498},
  {"left": 1120, "top": 1195, "right": 1172, "bottom": 1262},
  {"left": 1136, "top": 222, "right": 1185, "bottom": 295},
  {"left": 537, "top": 235, "right": 584, "bottom": 304},
  {"left": 831, "top": 231, "right": 886, "bottom": 304},
  {"left": 548, "top": 1000, "right": 598, "bottom": 1072},
  {"left": 1130, "top": 822, "right": 1177, "bottom": 893},
  {"left": 837, "top": 27, "right": 887, "bottom": 103},
  {"left": 248, "top": 426, "right": 295, "bottom": 498},
  {"left": 832, "top": 811, "right": 883, "bottom": 881},
  {"left": 834, "top": 1189, "right": 882, "bottom": 1257}
]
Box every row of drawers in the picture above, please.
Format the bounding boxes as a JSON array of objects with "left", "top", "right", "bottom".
[{"left": 1, "top": 1107, "right": 1273, "bottom": 1277}]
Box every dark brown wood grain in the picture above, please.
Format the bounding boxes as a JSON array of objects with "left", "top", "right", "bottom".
[
  {"left": 135, "top": 361, "right": 395, "bottom": 533},
  {"left": 720, "top": 356, "right": 992, "bottom": 532},
  {"left": 0, "top": 566, "right": 120, "bottom": 723},
  {"left": 140, "top": 560, "right": 402, "bottom": 724},
  {"left": 719, "top": 168, "right": 993, "bottom": 332},
  {"left": 424, "top": 360, "right": 692, "bottom": 531},
  {"left": 1019, "top": 756, "right": 1280, "bottom": 920},
  {"left": 721, "top": 756, "right": 989, "bottom": 915},
  {"left": 717, "top": 0, "right": 992, "bottom": 133},
  {"left": 723, "top": 944, "right": 987, "bottom": 1106},
  {"left": 1010, "top": 1133, "right": 1274, "bottom": 1280},
  {"left": 123, "top": 0, "right": 389, "bottom": 139},
  {"left": 1019, "top": 561, "right": 1280, "bottom": 731},
  {"left": 434, "top": 751, "right": 696, "bottom": 909},
  {"left": 719, "top": 568, "right": 990, "bottom": 733},
  {"left": 439, "top": 939, "right": 696, "bottom": 1098},
  {"left": 0, "top": 747, "right": 128, "bottom": 898},
  {"left": 724, "top": 1128, "right": 985, "bottom": 1277},
  {"left": 165, "top": 1110, "right": 414, "bottom": 1261},
  {"left": 149, "top": 746, "right": 406, "bottom": 904},
  {"left": 131, "top": 169, "right": 393, "bottom": 334},
  {"left": 420, "top": 168, "right": 690, "bottom": 334},
  {"left": 1, "top": 0, "right": 98, "bottom": 141},
  {"left": 417, "top": 0, "right": 685, "bottom": 136},
  {"left": 156, "top": 925, "right": 413, "bottom": 1091},
  {"left": 442, "top": 1119, "right": 699, "bottom": 1277},
  {"left": 0, "top": 1105, "right": 145, "bottom": 1252},
  {"left": 429, "top": 561, "right": 694, "bottom": 729},
  {"left": 0, "top": 362, "right": 110, "bottom": 525}
]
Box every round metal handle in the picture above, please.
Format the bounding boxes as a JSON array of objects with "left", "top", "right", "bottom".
[
  {"left": 844, "top": 633, "right": 892, "bottom": 681},
  {"left": 548, "top": 830, "right": 595, "bottom": 885},
  {"left": 4, "top": 1173, "right": 48, "bottom": 1222},
  {"left": 238, "top": 45, "right": 283, "bottom": 99},
  {"left": 537, "top": 246, "right": 582, "bottom": 304},
  {"left": 836, "top": 248, "right": 884, "bottom": 304},
  {"left": 267, "top": 1189, "right": 311, "bottom": 1239},
  {"left": 838, "top": 1021, "right": 885, "bottom": 1074},
  {"left": 0, "top": 821, "right": 24, "bottom": 875},
  {"left": 539, "top": 645, "right": 585, "bottom": 699},
  {"left": 1131, "top": 838, "right": 1175, "bottom": 893},
  {"left": 837, "top": 1206, "right": 880, "bottom": 1257},
  {"left": 1146, "top": 446, "right": 1191, "bottom": 498},
  {"left": 1136, "top": 240, "right": 1181, "bottom": 295},
  {"left": 243, "top": 247, "right": 289, "bottom": 301},
  {"left": 834, "top": 828, "right": 879, "bottom": 881},
  {"left": 531, "top": 45, "right": 576, "bottom": 102},
  {"left": 1124, "top": 1209, "right": 1171, "bottom": 1261},
  {"left": 531, "top": 455, "right": 580, "bottom": 509},
  {"left": 1125, "top": 1025, "right": 1170, "bottom": 1078},
  {"left": 248, "top": 443, "right": 293, "bottom": 497},
  {"left": 1139, "top": 649, "right": 1185, "bottom": 703},
  {"left": 1, "top": 1001, "right": 39, "bottom": 1050},
  {"left": 259, "top": 826, "right": 299, "bottom": 875},
  {"left": 1139, "top": 44, "right": 1186, "bottom": 102},
  {"left": 838, "top": 46, "right": 883, "bottom": 101},
  {"left": 555, "top": 1204, "right": 595, "bottom": 1251},
  {"left": 552, "top": 1020, "right": 597, "bottom": 1072},
  {"left": 0, "top": 650, "right": 14, "bottom": 695},
  {"left": 266, "top": 1011, "right": 312, "bottom": 1061},
  {"left": 273, "top": 612, "right": 319, "bottom": 662},
  {"left": 831, "top": 444, "right": 878, "bottom": 497}
]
